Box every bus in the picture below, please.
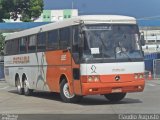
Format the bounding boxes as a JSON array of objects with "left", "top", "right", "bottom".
[{"left": 4, "top": 15, "right": 145, "bottom": 103}]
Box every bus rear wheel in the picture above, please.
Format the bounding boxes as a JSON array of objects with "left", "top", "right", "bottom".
[
  {"left": 23, "top": 78, "right": 33, "bottom": 96},
  {"left": 104, "top": 93, "right": 126, "bottom": 102},
  {"left": 60, "top": 79, "right": 82, "bottom": 103},
  {"left": 16, "top": 77, "right": 24, "bottom": 95}
]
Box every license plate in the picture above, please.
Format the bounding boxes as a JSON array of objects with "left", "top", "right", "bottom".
[{"left": 112, "top": 88, "right": 122, "bottom": 93}]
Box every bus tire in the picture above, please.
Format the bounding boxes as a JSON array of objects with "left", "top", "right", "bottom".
[
  {"left": 104, "top": 93, "right": 126, "bottom": 102},
  {"left": 16, "top": 77, "right": 24, "bottom": 95},
  {"left": 60, "top": 79, "right": 82, "bottom": 103},
  {"left": 23, "top": 78, "right": 33, "bottom": 96}
]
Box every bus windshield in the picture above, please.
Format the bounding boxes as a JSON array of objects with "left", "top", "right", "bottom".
[{"left": 82, "top": 24, "right": 143, "bottom": 63}]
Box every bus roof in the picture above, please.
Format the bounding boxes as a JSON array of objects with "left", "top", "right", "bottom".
[{"left": 5, "top": 15, "right": 136, "bottom": 41}]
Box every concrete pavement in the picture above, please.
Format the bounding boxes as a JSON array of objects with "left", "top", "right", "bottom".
[{"left": 0, "top": 80, "right": 160, "bottom": 115}]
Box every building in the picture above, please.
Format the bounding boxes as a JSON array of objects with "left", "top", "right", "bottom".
[
  {"left": 138, "top": 20, "right": 160, "bottom": 54},
  {"left": 4, "top": 9, "right": 78, "bottom": 23},
  {"left": 35, "top": 9, "right": 78, "bottom": 22},
  {"left": 141, "top": 29, "right": 160, "bottom": 54}
]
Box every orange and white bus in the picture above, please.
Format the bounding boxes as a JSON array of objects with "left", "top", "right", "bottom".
[{"left": 4, "top": 15, "right": 145, "bottom": 103}]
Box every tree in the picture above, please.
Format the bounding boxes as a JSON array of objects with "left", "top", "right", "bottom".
[{"left": 0, "top": 0, "right": 44, "bottom": 22}]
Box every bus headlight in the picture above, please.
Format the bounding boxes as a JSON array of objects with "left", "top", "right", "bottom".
[
  {"left": 94, "top": 76, "right": 99, "bottom": 82},
  {"left": 87, "top": 75, "right": 100, "bottom": 82},
  {"left": 134, "top": 73, "right": 144, "bottom": 79},
  {"left": 88, "top": 76, "right": 93, "bottom": 82},
  {"left": 134, "top": 74, "right": 138, "bottom": 79},
  {"left": 139, "top": 74, "right": 144, "bottom": 79}
]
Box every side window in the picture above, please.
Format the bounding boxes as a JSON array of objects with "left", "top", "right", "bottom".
[
  {"left": 59, "top": 27, "right": 71, "bottom": 49},
  {"left": 12, "top": 39, "right": 19, "bottom": 54},
  {"left": 47, "top": 30, "right": 59, "bottom": 50},
  {"left": 28, "top": 35, "right": 37, "bottom": 53},
  {"left": 5, "top": 39, "right": 19, "bottom": 55},
  {"left": 72, "top": 26, "right": 80, "bottom": 63},
  {"left": 37, "top": 32, "right": 46, "bottom": 52},
  {"left": 19, "top": 37, "right": 28, "bottom": 54},
  {"left": 72, "top": 26, "right": 79, "bottom": 53},
  {"left": 4, "top": 42, "right": 7, "bottom": 55},
  {"left": 5, "top": 41, "right": 12, "bottom": 55}
]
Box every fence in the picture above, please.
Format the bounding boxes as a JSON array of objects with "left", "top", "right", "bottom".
[
  {"left": 0, "top": 62, "right": 4, "bottom": 80},
  {"left": 153, "top": 59, "right": 160, "bottom": 79}
]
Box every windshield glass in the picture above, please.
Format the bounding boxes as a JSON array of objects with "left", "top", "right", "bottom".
[{"left": 82, "top": 24, "right": 143, "bottom": 62}]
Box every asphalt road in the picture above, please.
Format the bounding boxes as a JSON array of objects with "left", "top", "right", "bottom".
[{"left": 0, "top": 80, "right": 160, "bottom": 120}]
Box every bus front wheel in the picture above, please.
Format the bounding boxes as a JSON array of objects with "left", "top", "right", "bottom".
[
  {"left": 60, "top": 79, "right": 82, "bottom": 103},
  {"left": 104, "top": 93, "right": 126, "bottom": 102}
]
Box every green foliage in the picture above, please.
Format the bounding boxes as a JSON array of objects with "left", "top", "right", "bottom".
[
  {"left": 0, "top": 0, "right": 44, "bottom": 22},
  {"left": 0, "top": 33, "right": 5, "bottom": 55}
]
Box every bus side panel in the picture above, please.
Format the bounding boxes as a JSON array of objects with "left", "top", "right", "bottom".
[
  {"left": 4, "top": 56, "right": 23, "bottom": 87},
  {"left": 32, "top": 53, "right": 49, "bottom": 91},
  {"left": 4, "top": 66, "right": 20, "bottom": 87},
  {"left": 45, "top": 50, "right": 73, "bottom": 93},
  {"left": 4, "top": 53, "right": 50, "bottom": 91},
  {"left": 46, "top": 66, "right": 73, "bottom": 92}
]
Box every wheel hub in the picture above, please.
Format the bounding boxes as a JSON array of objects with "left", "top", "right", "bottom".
[
  {"left": 63, "top": 83, "right": 74, "bottom": 99},
  {"left": 24, "top": 80, "right": 29, "bottom": 93},
  {"left": 17, "top": 84, "right": 21, "bottom": 91}
]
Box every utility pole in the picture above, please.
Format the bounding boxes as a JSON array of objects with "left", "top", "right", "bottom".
[{"left": 72, "top": 0, "right": 74, "bottom": 9}]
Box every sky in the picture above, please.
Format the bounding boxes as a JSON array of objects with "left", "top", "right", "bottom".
[{"left": 43, "top": 0, "right": 160, "bottom": 19}]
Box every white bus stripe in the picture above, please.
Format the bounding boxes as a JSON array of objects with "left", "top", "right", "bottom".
[{"left": 80, "top": 62, "right": 144, "bottom": 75}]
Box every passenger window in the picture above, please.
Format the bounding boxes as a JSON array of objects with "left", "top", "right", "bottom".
[
  {"left": 37, "top": 32, "right": 46, "bottom": 52},
  {"left": 59, "top": 27, "right": 71, "bottom": 49},
  {"left": 72, "top": 26, "right": 79, "bottom": 53},
  {"left": 28, "top": 35, "right": 37, "bottom": 53},
  {"left": 5, "top": 39, "right": 19, "bottom": 55},
  {"left": 12, "top": 39, "right": 19, "bottom": 54},
  {"left": 47, "top": 30, "right": 59, "bottom": 50},
  {"left": 19, "top": 37, "right": 28, "bottom": 53},
  {"left": 5, "top": 41, "right": 12, "bottom": 55},
  {"left": 72, "top": 26, "right": 80, "bottom": 63}
]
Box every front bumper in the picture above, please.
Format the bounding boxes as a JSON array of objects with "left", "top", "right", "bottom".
[{"left": 81, "top": 80, "right": 145, "bottom": 95}]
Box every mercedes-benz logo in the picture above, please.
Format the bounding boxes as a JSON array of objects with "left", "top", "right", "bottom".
[
  {"left": 115, "top": 75, "right": 120, "bottom": 81},
  {"left": 91, "top": 65, "right": 96, "bottom": 73}
]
